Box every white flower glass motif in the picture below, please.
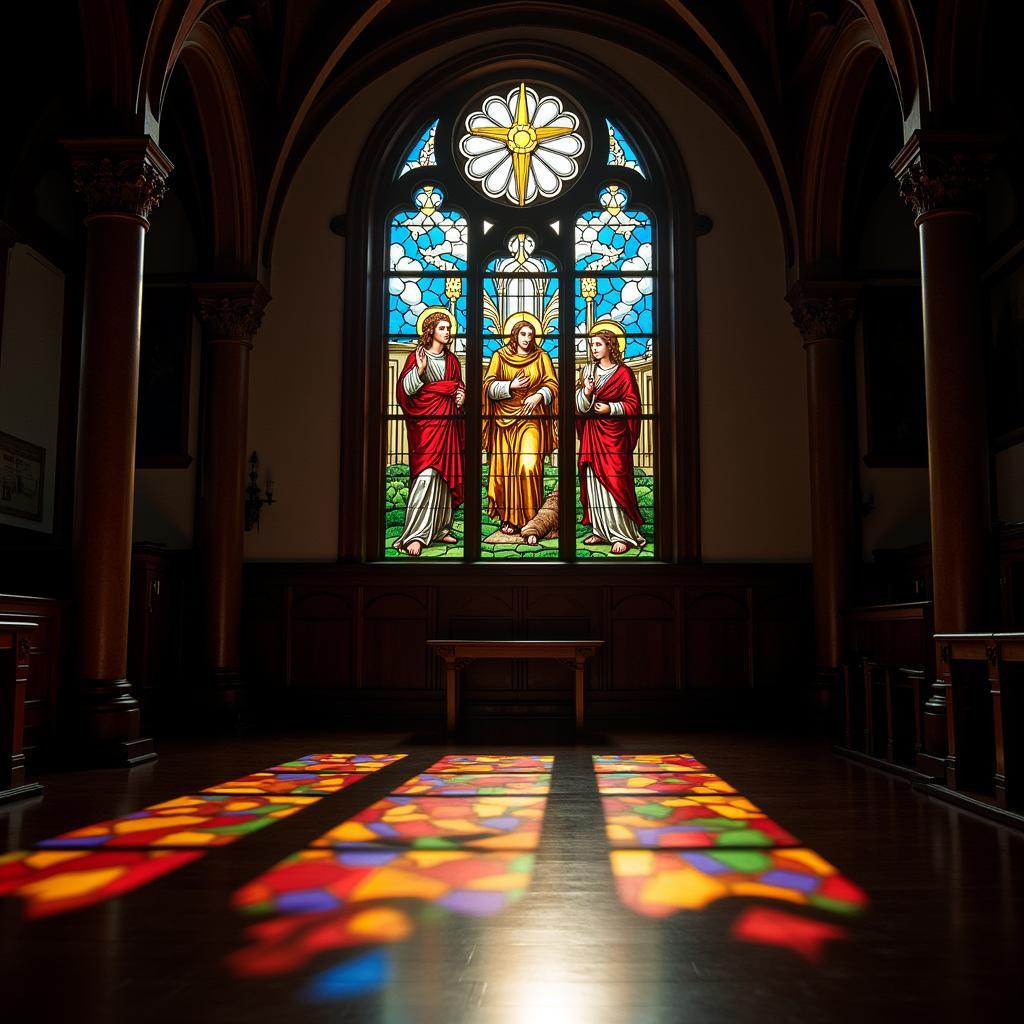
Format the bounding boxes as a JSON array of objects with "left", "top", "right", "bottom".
[{"left": 459, "top": 83, "right": 585, "bottom": 207}]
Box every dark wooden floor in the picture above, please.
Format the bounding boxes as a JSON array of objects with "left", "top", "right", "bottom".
[{"left": 2, "top": 730, "right": 1022, "bottom": 1023}]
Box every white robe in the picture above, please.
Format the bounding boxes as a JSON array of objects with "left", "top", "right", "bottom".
[{"left": 396, "top": 352, "right": 455, "bottom": 549}]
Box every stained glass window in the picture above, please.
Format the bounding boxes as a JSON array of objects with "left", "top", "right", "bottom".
[{"left": 382, "top": 80, "right": 661, "bottom": 561}]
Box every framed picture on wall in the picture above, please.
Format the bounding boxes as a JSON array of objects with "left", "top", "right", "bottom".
[
  {"left": 0, "top": 431, "right": 45, "bottom": 521},
  {"left": 861, "top": 284, "right": 928, "bottom": 467},
  {"left": 136, "top": 285, "right": 194, "bottom": 468}
]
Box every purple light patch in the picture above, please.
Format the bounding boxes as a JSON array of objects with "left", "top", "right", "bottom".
[
  {"left": 438, "top": 890, "right": 509, "bottom": 916},
  {"left": 278, "top": 890, "right": 342, "bottom": 914},
  {"left": 760, "top": 870, "right": 820, "bottom": 893}
]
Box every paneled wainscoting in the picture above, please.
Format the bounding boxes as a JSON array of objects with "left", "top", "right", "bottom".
[{"left": 241, "top": 564, "right": 812, "bottom": 727}]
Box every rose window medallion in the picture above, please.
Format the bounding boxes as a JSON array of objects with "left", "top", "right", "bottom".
[{"left": 458, "top": 83, "right": 587, "bottom": 207}]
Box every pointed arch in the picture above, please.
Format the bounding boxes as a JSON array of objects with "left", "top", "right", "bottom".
[
  {"left": 176, "top": 22, "right": 257, "bottom": 272},
  {"left": 800, "top": 19, "right": 888, "bottom": 269}
]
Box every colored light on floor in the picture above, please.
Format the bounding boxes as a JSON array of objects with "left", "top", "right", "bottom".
[
  {"left": 611, "top": 847, "right": 867, "bottom": 917},
  {"left": 37, "top": 794, "right": 318, "bottom": 849},
  {"left": 601, "top": 795, "right": 800, "bottom": 848},
  {"left": 0, "top": 849, "right": 203, "bottom": 918},
  {"left": 312, "top": 795, "right": 548, "bottom": 850},
  {"left": 427, "top": 755, "right": 554, "bottom": 773},
  {"left": 592, "top": 754, "right": 706, "bottom": 772},
  {"left": 393, "top": 773, "right": 552, "bottom": 796},
  {"left": 204, "top": 772, "right": 365, "bottom": 796},
  {"left": 596, "top": 772, "right": 736, "bottom": 795},
  {"left": 731, "top": 906, "right": 849, "bottom": 963},
  {"left": 268, "top": 754, "right": 406, "bottom": 773}
]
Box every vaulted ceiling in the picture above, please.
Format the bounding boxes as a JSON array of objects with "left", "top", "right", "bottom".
[{"left": 2, "top": 1, "right": 1000, "bottom": 281}]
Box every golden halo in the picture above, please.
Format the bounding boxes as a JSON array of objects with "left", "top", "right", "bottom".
[
  {"left": 590, "top": 318, "right": 626, "bottom": 340},
  {"left": 416, "top": 305, "right": 459, "bottom": 336},
  {"left": 502, "top": 311, "right": 544, "bottom": 338}
]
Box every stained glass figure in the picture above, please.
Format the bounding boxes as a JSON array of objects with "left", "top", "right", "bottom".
[
  {"left": 269, "top": 754, "right": 406, "bottom": 772},
  {"left": 596, "top": 772, "right": 737, "bottom": 795},
  {"left": 428, "top": 755, "right": 553, "bottom": 773},
  {"left": 204, "top": 772, "right": 366, "bottom": 796},
  {"left": 392, "top": 773, "right": 552, "bottom": 796},
  {"left": 602, "top": 795, "right": 800, "bottom": 848},
  {"left": 611, "top": 848, "right": 868, "bottom": 917},
  {"left": 607, "top": 119, "right": 647, "bottom": 177},
  {"left": 311, "top": 796, "right": 547, "bottom": 850},
  {"left": 0, "top": 849, "right": 202, "bottom": 919},
  {"left": 386, "top": 306, "right": 466, "bottom": 559},
  {"left": 592, "top": 754, "right": 706, "bottom": 772},
  {"left": 459, "top": 83, "right": 585, "bottom": 206},
  {"left": 398, "top": 119, "right": 438, "bottom": 177},
  {"left": 481, "top": 311, "right": 559, "bottom": 559},
  {"left": 36, "top": 794, "right": 318, "bottom": 848}
]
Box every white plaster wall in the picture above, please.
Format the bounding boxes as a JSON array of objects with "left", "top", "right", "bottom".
[{"left": 245, "top": 31, "right": 811, "bottom": 561}]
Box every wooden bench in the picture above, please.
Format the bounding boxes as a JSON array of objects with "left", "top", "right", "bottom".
[
  {"left": 935, "top": 631, "right": 1024, "bottom": 809},
  {"left": 0, "top": 619, "right": 42, "bottom": 803},
  {"left": 427, "top": 640, "right": 604, "bottom": 731}
]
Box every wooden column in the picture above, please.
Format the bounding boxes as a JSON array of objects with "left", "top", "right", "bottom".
[
  {"left": 195, "top": 283, "right": 269, "bottom": 717},
  {"left": 788, "top": 283, "right": 860, "bottom": 710},
  {"left": 892, "top": 132, "right": 995, "bottom": 770},
  {"left": 65, "top": 138, "right": 171, "bottom": 765}
]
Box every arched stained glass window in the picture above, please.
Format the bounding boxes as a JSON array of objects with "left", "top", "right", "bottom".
[{"left": 381, "top": 78, "right": 663, "bottom": 561}]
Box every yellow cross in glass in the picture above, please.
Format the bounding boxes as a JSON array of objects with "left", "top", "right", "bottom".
[{"left": 468, "top": 83, "right": 576, "bottom": 206}]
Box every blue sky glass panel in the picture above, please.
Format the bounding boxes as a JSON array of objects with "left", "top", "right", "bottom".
[
  {"left": 575, "top": 187, "right": 652, "bottom": 274},
  {"left": 574, "top": 276, "right": 653, "bottom": 335},
  {"left": 389, "top": 186, "right": 468, "bottom": 274},
  {"left": 398, "top": 119, "right": 439, "bottom": 177},
  {"left": 607, "top": 119, "right": 647, "bottom": 178}
]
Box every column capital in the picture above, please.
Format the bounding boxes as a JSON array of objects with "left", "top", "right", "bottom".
[
  {"left": 786, "top": 281, "right": 860, "bottom": 346},
  {"left": 63, "top": 137, "right": 173, "bottom": 224},
  {"left": 891, "top": 130, "right": 999, "bottom": 222},
  {"left": 194, "top": 282, "right": 271, "bottom": 344}
]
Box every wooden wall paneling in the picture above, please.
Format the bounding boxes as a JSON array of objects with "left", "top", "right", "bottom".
[
  {"left": 609, "top": 589, "right": 678, "bottom": 693},
  {"left": 753, "top": 583, "right": 812, "bottom": 689},
  {"left": 241, "top": 580, "right": 286, "bottom": 691},
  {"left": 0, "top": 596, "right": 62, "bottom": 759},
  {"left": 362, "top": 589, "right": 430, "bottom": 691},
  {"left": 522, "top": 586, "right": 600, "bottom": 696},
  {"left": 683, "top": 588, "right": 751, "bottom": 690},
  {"left": 288, "top": 589, "right": 354, "bottom": 689},
  {"left": 437, "top": 586, "right": 515, "bottom": 693}
]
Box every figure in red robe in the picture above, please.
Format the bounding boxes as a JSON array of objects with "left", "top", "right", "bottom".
[
  {"left": 393, "top": 310, "right": 465, "bottom": 556},
  {"left": 575, "top": 326, "right": 647, "bottom": 554}
]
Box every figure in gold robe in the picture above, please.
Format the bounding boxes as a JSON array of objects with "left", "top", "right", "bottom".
[{"left": 482, "top": 319, "right": 558, "bottom": 542}]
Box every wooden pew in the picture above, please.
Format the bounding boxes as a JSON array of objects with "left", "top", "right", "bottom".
[
  {"left": 0, "top": 619, "right": 42, "bottom": 803},
  {"left": 840, "top": 601, "right": 934, "bottom": 773},
  {"left": 935, "top": 631, "right": 1024, "bottom": 810}
]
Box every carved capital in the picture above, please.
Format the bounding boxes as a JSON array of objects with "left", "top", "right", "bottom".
[
  {"left": 786, "top": 282, "right": 860, "bottom": 345},
  {"left": 194, "top": 282, "right": 270, "bottom": 343},
  {"left": 64, "top": 137, "right": 173, "bottom": 223},
  {"left": 891, "top": 131, "right": 998, "bottom": 221}
]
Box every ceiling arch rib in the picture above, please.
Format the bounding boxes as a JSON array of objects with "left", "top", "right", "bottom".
[
  {"left": 799, "top": 18, "right": 885, "bottom": 270},
  {"left": 177, "top": 21, "right": 257, "bottom": 274},
  {"left": 258, "top": 2, "right": 798, "bottom": 273}
]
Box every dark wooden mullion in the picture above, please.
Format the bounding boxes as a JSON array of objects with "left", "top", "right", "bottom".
[
  {"left": 463, "top": 218, "right": 483, "bottom": 562},
  {"left": 558, "top": 266, "right": 575, "bottom": 560}
]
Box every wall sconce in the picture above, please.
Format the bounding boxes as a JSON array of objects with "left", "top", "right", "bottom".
[{"left": 245, "top": 451, "right": 275, "bottom": 532}]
